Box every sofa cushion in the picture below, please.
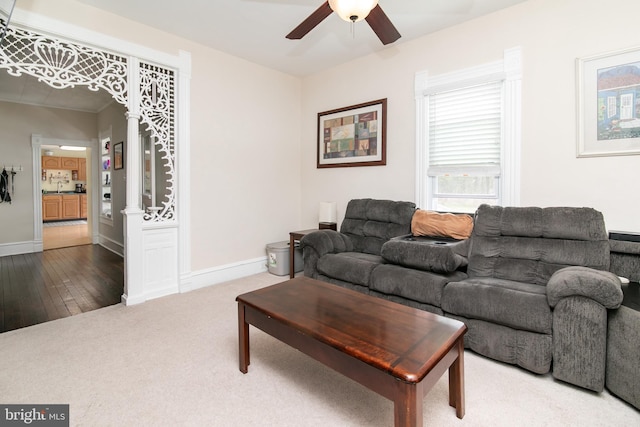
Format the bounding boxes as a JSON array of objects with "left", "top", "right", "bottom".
[
  {"left": 317, "top": 252, "right": 382, "bottom": 287},
  {"left": 411, "top": 210, "right": 474, "bottom": 240},
  {"left": 441, "top": 277, "right": 552, "bottom": 334},
  {"left": 381, "top": 236, "right": 468, "bottom": 273},
  {"left": 370, "top": 264, "right": 467, "bottom": 307},
  {"left": 467, "top": 205, "right": 611, "bottom": 284},
  {"left": 340, "top": 199, "right": 416, "bottom": 255},
  {"left": 446, "top": 314, "right": 552, "bottom": 374}
]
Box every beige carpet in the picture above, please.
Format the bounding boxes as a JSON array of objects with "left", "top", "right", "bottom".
[{"left": 0, "top": 272, "right": 638, "bottom": 426}]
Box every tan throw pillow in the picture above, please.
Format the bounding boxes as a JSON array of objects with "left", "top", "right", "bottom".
[{"left": 411, "top": 210, "right": 474, "bottom": 240}]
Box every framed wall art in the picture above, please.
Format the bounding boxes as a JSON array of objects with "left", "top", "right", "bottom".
[
  {"left": 114, "top": 141, "right": 124, "bottom": 170},
  {"left": 317, "top": 98, "right": 386, "bottom": 168},
  {"left": 577, "top": 46, "right": 640, "bottom": 157}
]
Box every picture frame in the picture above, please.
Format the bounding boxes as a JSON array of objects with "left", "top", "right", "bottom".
[
  {"left": 317, "top": 98, "right": 386, "bottom": 168},
  {"left": 577, "top": 46, "right": 640, "bottom": 157},
  {"left": 114, "top": 142, "right": 124, "bottom": 170}
]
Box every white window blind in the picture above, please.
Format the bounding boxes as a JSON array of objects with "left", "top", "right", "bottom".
[
  {"left": 427, "top": 80, "right": 503, "bottom": 176},
  {"left": 415, "top": 47, "right": 522, "bottom": 210}
]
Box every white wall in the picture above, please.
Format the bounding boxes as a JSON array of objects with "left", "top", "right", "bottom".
[
  {"left": 300, "top": 0, "right": 640, "bottom": 233},
  {"left": 188, "top": 50, "right": 302, "bottom": 269}
]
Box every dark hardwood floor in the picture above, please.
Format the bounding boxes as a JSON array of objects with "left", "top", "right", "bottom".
[{"left": 0, "top": 244, "right": 124, "bottom": 333}]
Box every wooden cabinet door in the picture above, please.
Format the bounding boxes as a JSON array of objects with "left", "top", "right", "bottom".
[
  {"left": 77, "top": 158, "right": 87, "bottom": 180},
  {"left": 80, "top": 194, "right": 88, "bottom": 219},
  {"left": 42, "top": 196, "right": 62, "bottom": 221},
  {"left": 60, "top": 157, "right": 79, "bottom": 170},
  {"left": 42, "top": 156, "right": 61, "bottom": 169},
  {"left": 62, "top": 195, "right": 80, "bottom": 219}
]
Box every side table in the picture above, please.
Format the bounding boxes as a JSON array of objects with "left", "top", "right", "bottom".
[{"left": 289, "top": 224, "right": 337, "bottom": 278}]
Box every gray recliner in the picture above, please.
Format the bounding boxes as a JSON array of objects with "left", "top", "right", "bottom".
[
  {"left": 441, "top": 204, "right": 624, "bottom": 391},
  {"left": 301, "top": 198, "right": 416, "bottom": 294}
]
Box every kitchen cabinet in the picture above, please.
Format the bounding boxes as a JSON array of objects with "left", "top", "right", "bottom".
[
  {"left": 62, "top": 195, "right": 80, "bottom": 219},
  {"left": 60, "top": 157, "right": 79, "bottom": 170},
  {"left": 43, "top": 193, "right": 85, "bottom": 221},
  {"left": 42, "top": 195, "right": 63, "bottom": 221},
  {"left": 77, "top": 158, "right": 87, "bottom": 181},
  {"left": 41, "top": 156, "right": 85, "bottom": 172},
  {"left": 80, "top": 194, "right": 88, "bottom": 219},
  {"left": 42, "top": 156, "right": 61, "bottom": 169}
]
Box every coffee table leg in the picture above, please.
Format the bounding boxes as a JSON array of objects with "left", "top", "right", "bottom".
[
  {"left": 238, "top": 302, "right": 250, "bottom": 373},
  {"left": 448, "top": 337, "right": 465, "bottom": 419},
  {"left": 394, "top": 382, "right": 423, "bottom": 427}
]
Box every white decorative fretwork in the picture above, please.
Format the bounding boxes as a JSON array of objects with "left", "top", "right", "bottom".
[
  {"left": 0, "top": 23, "right": 128, "bottom": 105},
  {"left": 0, "top": 21, "right": 177, "bottom": 223},
  {"left": 139, "top": 62, "right": 176, "bottom": 222}
]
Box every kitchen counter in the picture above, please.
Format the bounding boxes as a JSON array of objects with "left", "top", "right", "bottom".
[{"left": 43, "top": 191, "right": 86, "bottom": 195}]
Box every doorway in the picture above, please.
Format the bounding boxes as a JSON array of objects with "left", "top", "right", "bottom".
[
  {"left": 33, "top": 136, "right": 100, "bottom": 253},
  {"left": 40, "top": 146, "right": 91, "bottom": 250}
]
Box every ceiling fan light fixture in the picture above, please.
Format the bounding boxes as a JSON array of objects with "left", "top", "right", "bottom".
[{"left": 328, "top": 0, "right": 379, "bottom": 23}]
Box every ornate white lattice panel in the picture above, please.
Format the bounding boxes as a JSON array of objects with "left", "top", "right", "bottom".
[
  {"left": 139, "top": 62, "right": 176, "bottom": 222},
  {"left": 0, "top": 23, "right": 128, "bottom": 105}
]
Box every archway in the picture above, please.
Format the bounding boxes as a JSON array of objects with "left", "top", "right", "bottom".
[{"left": 0, "top": 7, "right": 191, "bottom": 304}]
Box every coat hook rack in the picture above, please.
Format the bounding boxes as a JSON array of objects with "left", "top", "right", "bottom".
[{"left": 2, "top": 165, "right": 23, "bottom": 173}]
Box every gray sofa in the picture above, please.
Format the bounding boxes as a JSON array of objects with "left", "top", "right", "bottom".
[{"left": 301, "top": 199, "right": 624, "bottom": 392}]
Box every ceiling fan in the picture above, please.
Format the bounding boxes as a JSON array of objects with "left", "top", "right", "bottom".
[{"left": 286, "top": 0, "right": 401, "bottom": 45}]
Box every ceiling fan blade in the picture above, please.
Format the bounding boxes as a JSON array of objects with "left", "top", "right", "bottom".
[
  {"left": 365, "top": 5, "right": 401, "bottom": 45},
  {"left": 286, "top": 1, "right": 333, "bottom": 40}
]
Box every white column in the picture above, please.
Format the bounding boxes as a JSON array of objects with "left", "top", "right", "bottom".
[
  {"left": 121, "top": 57, "right": 145, "bottom": 305},
  {"left": 125, "top": 111, "right": 142, "bottom": 211}
]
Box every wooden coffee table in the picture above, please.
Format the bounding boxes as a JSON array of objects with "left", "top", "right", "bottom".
[{"left": 236, "top": 277, "right": 467, "bottom": 426}]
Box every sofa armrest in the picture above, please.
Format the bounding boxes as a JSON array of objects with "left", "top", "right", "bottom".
[
  {"left": 547, "top": 266, "right": 623, "bottom": 309},
  {"left": 300, "top": 230, "right": 354, "bottom": 278},
  {"left": 549, "top": 266, "right": 623, "bottom": 391}
]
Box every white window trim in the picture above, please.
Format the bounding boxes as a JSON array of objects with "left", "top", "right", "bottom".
[{"left": 415, "top": 47, "right": 522, "bottom": 209}]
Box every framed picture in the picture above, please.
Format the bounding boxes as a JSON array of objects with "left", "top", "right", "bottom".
[
  {"left": 114, "top": 142, "right": 124, "bottom": 170},
  {"left": 317, "top": 98, "right": 386, "bottom": 168},
  {"left": 577, "top": 46, "right": 640, "bottom": 157}
]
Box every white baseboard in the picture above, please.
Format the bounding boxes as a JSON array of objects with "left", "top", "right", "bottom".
[
  {"left": 98, "top": 235, "right": 124, "bottom": 257},
  {"left": 122, "top": 282, "right": 178, "bottom": 305},
  {"left": 183, "top": 256, "right": 268, "bottom": 293},
  {"left": 122, "top": 257, "right": 267, "bottom": 305},
  {"left": 0, "top": 240, "right": 42, "bottom": 257},
  {"left": 0, "top": 237, "right": 122, "bottom": 258}
]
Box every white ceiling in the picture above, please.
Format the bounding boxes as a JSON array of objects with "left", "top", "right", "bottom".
[{"left": 0, "top": 0, "right": 527, "bottom": 111}]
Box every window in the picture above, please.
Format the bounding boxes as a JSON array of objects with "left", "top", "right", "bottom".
[{"left": 415, "top": 47, "right": 521, "bottom": 213}]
